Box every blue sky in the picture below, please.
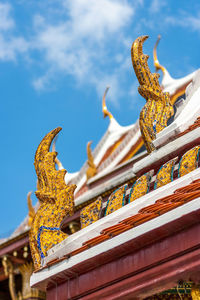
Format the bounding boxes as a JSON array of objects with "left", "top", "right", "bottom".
[{"left": 1, "top": 0, "right": 200, "bottom": 237}]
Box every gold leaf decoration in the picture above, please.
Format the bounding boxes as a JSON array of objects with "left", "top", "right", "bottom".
[
  {"left": 29, "top": 127, "right": 76, "bottom": 270},
  {"left": 27, "top": 192, "right": 35, "bottom": 227},
  {"left": 102, "top": 86, "right": 113, "bottom": 120},
  {"left": 131, "top": 35, "right": 174, "bottom": 153},
  {"left": 86, "top": 141, "right": 97, "bottom": 181}
]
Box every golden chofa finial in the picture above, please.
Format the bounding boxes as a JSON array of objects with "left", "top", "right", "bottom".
[
  {"left": 131, "top": 36, "right": 174, "bottom": 153},
  {"left": 29, "top": 127, "right": 76, "bottom": 269},
  {"left": 102, "top": 86, "right": 113, "bottom": 120},
  {"left": 153, "top": 35, "right": 166, "bottom": 74},
  {"left": 86, "top": 141, "right": 97, "bottom": 181},
  {"left": 27, "top": 191, "right": 35, "bottom": 227},
  {"left": 52, "top": 136, "right": 64, "bottom": 170}
]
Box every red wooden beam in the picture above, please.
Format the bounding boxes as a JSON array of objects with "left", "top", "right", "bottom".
[
  {"left": 44, "top": 209, "right": 200, "bottom": 299},
  {"left": 0, "top": 235, "right": 29, "bottom": 256}
]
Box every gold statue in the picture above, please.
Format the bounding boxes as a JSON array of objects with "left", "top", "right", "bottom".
[
  {"left": 29, "top": 127, "right": 76, "bottom": 270},
  {"left": 131, "top": 36, "right": 174, "bottom": 153},
  {"left": 86, "top": 141, "right": 97, "bottom": 180}
]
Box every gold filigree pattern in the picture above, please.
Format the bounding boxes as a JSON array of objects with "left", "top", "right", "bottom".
[
  {"left": 131, "top": 36, "right": 174, "bottom": 153},
  {"left": 105, "top": 185, "right": 127, "bottom": 216},
  {"left": 86, "top": 141, "right": 97, "bottom": 180},
  {"left": 178, "top": 146, "right": 200, "bottom": 177},
  {"left": 80, "top": 197, "right": 102, "bottom": 229},
  {"left": 154, "top": 158, "right": 177, "bottom": 189},
  {"left": 29, "top": 127, "right": 76, "bottom": 270},
  {"left": 128, "top": 173, "right": 152, "bottom": 203}
]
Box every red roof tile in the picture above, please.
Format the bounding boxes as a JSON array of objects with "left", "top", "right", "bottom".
[{"left": 34, "top": 179, "right": 200, "bottom": 273}]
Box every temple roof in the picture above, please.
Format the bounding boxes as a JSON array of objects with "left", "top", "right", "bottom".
[{"left": 31, "top": 166, "right": 200, "bottom": 289}]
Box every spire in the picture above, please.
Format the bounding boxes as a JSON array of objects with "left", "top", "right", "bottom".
[
  {"left": 86, "top": 141, "right": 97, "bottom": 180},
  {"left": 102, "top": 86, "right": 113, "bottom": 120}
]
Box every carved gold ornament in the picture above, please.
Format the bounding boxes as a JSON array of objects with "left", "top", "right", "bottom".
[
  {"left": 27, "top": 191, "right": 35, "bottom": 227},
  {"left": 131, "top": 36, "right": 174, "bottom": 153},
  {"left": 86, "top": 141, "right": 97, "bottom": 180},
  {"left": 153, "top": 35, "right": 166, "bottom": 74},
  {"left": 29, "top": 127, "right": 76, "bottom": 270},
  {"left": 102, "top": 86, "right": 113, "bottom": 120}
]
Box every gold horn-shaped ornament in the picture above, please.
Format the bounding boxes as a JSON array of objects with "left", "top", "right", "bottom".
[
  {"left": 34, "top": 127, "right": 62, "bottom": 202},
  {"left": 27, "top": 191, "right": 35, "bottom": 227},
  {"left": 131, "top": 35, "right": 174, "bottom": 153},
  {"left": 86, "top": 141, "right": 97, "bottom": 181},
  {"left": 29, "top": 127, "right": 76, "bottom": 270},
  {"left": 52, "top": 136, "right": 63, "bottom": 169},
  {"left": 153, "top": 35, "right": 166, "bottom": 74},
  {"left": 102, "top": 86, "right": 113, "bottom": 120}
]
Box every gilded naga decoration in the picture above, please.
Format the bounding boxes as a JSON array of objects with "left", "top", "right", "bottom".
[
  {"left": 29, "top": 127, "right": 76, "bottom": 270},
  {"left": 131, "top": 36, "right": 174, "bottom": 153},
  {"left": 86, "top": 141, "right": 97, "bottom": 180}
]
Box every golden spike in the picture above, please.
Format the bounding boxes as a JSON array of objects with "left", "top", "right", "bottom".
[
  {"left": 52, "top": 136, "right": 63, "bottom": 169},
  {"left": 131, "top": 36, "right": 174, "bottom": 153},
  {"left": 30, "top": 127, "right": 76, "bottom": 269},
  {"left": 27, "top": 191, "right": 35, "bottom": 227},
  {"left": 86, "top": 141, "right": 97, "bottom": 180},
  {"left": 153, "top": 35, "right": 166, "bottom": 74},
  {"left": 102, "top": 86, "right": 113, "bottom": 120}
]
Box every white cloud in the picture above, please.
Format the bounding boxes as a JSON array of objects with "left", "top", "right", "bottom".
[
  {"left": 0, "top": 3, "right": 14, "bottom": 31},
  {"left": 166, "top": 11, "right": 200, "bottom": 33},
  {"left": 0, "top": 36, "right": 27, "bottom": 61},
  {"left": 0, "top": 2, "right": 28, "bottom": 62},
  {"left": 149, "top": 0, "right": 166, "bottom": 14},
  {"left": 66, "top": 0, "right": 134, "bottom": 41},
  {"left": 31, "top": 0, "right": 134, "bottom": 102}
]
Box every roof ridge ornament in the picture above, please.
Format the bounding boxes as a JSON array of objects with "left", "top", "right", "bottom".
[
  {"left": 153, "top": 35, "right": 166, "bottom": 74},
  {"left": 27, "top": 191, "right": 35, "bottom": 227},
  {"left": 29, "top": 127, "right": 76, "bottom": 269},
  {"left": 52, "top": 136, "right": 64, "bottom": 170},
  {"left": 86, "top": 141, "right": 97, "bottom": 181},
  {"left": 131, "top": 35, "right": 174, "bottom": 153},
  {"left": 102, "top": 86, "right": 113, "bottom": 120}
]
